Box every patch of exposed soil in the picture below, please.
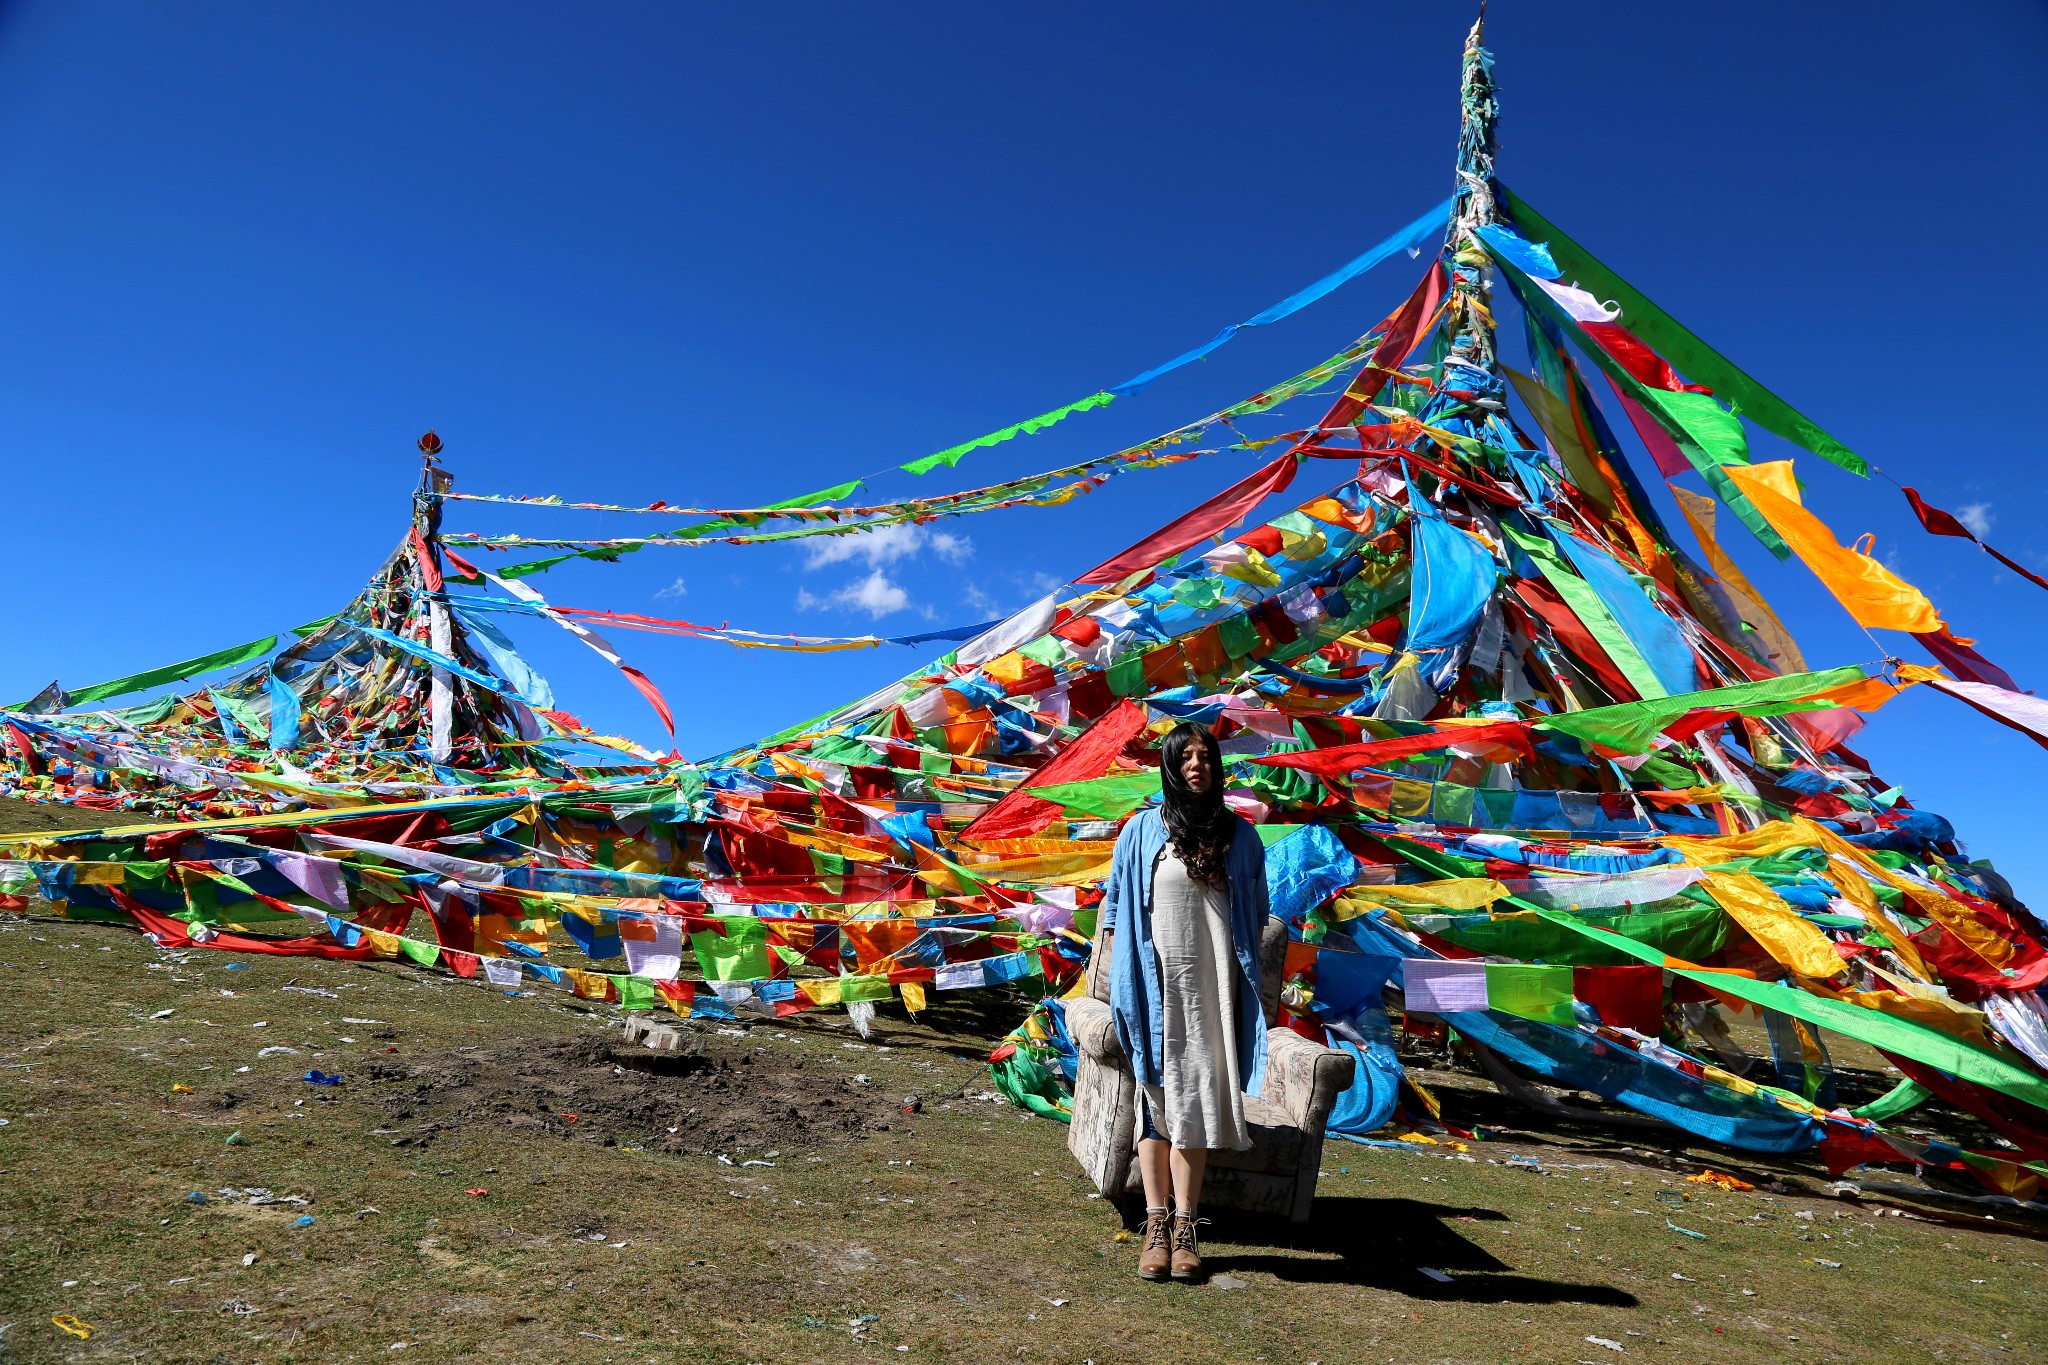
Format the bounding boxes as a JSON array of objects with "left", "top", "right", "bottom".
[
  {"left": 363, "top": 1032, "right": 903, "bottom": 1156},
  {"left": 0, "top": 793, "right": 158, "bottom": 837}
]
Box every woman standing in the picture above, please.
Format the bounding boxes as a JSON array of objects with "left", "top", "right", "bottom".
[{"left": 1099, "top": 721, "right": 1269, "bottom": 1283}]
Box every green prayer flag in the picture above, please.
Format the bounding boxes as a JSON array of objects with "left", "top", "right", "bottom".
[
  {"left": 669, "top": 481, "right": 862, "bottom": 541},
  {"left": 398, "top": 937, "right": 442, "bottom": 968},
  {"left": 613, "top": 975, "right": 658, "bottom": 1011},
  {"left": 1635, "top": 388, "right": 1750, "bottom": 468},
  {"left": 1433, "top": 904, "right": 1729, "bottom": 966},
  {"left": 1106, "top": 654, "right": 1145, "bottom": 697},
  {"left": 1851, "top": 1078, "right": 1933, "bottom": 1122},
  {"left": 901, "top": 392, "right": 1114, "bottom": 475},
  {"left": 1537, "top": 665, "right": 1867, "bottom": 754},
  {"left": 1484, "top": 962, "right": 1577, "bottom": 1025},
  {"left": 1218, "top": 614, "right": 1261, "bottom": 659},
  {"left": 1030, "top": 770, "right": 1158, "bottom": 822},
  {"left": 105, "top": 695, "right": 181, "bottom": 726},
  {"left": 839, "top": 973, "right": 895, "bottom": 1003},
  {"left": 691, "top": 916, "right": 770, "bottom": 982},
  {"left": 49, "top": 634, "right": 281, "bottom": 709},
  {"left": 210, "top": 688, "right": 271, "bottom": 742},
  {"left": 1018, "top": 636, "right": 1067, "bottom": 667},
  {"left": 1535, "top": 910, "right": 2048, "bottom": 1112},
  {"left": 1499, "top": 187, "right": 1864, "bottom": 476},
  {"left": 1504, "top": 525, "right": 1669, "bottom": 700}
]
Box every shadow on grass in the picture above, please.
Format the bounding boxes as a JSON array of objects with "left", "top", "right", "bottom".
[{"left": 1196, "top": 1195, "right": 1639, "bottom": 1305}]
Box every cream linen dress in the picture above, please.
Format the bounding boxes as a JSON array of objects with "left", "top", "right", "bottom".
[{"left": 1135, "top": 845, "right": 1251, "bottom": 1151}]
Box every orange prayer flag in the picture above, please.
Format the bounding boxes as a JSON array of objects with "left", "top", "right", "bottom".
[{"left": 1721, "top": 462, "right": 1941, "bottom": 633}]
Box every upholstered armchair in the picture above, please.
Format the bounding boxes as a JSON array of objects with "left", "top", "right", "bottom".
[{"left": 1063, "top": 911, "right": 1354, "bottom": 1223}]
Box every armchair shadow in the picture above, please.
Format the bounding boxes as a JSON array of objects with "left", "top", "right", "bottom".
[{"left": 1195, "top": 1194, "right": 1640, "bottom": 1305}]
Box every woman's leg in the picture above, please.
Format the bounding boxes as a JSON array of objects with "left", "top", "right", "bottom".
[
  {"left": 1136, "top": 1138, "right": 1172, "bottom": 1210},
  {"left": 1168, "top": 1145, "right": 1208, "bottom": 1214}
]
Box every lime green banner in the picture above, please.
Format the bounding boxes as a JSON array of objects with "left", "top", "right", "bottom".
[
  {"left": 47, "top": 634, "right": 281, "bottom": 709},
  {"left": 1500, "top": 186, "right": 1864, "bottom": 476},
  {"left": 1504, "top": 524, "right": 1668, "bottom": 699},
  {"left": 1537, "top": 910, "right": 2048, "bottom": 1112},
  {"left": 1030, "top": 770, "right": 1159, "bottom": 821},
  {"left": 1538, "top": 664, "right": 1867, "bottom": 753},
  {"left": 901, "top": 392, "right": 1115, "bottom": 476}
]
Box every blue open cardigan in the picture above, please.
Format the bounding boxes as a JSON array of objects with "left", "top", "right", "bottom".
[{"left": 1099, "top": 807, "right": 1269, "bottom": 1097}]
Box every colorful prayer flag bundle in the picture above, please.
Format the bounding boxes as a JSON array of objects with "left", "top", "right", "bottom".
[{"left": 9, "top": 17, "right": 2048, "bottom": 1200}]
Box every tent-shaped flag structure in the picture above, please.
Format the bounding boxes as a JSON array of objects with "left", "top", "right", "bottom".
[{"left": 8, "top": 18, "right": 2048, "bottom": 1197}]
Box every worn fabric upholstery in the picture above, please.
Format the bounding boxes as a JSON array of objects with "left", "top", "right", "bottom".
[{"left": 1067, "top": 913, "right": 1353, "bottom": 1223}]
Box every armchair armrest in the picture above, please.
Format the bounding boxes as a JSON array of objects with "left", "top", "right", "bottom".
[
  {"left": 1087, "top": 927, "right": 1113, "bottom": 1004},
  {"left": 1063, "top": 995, "right": 1126, "bottom": 1066},
  {"left": 1261, "top": 1025, "right": 1354, "bottom": 1132}
]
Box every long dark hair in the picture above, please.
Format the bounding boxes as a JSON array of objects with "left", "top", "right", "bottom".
[{"left": 1160, "top": 722, "right": 1233, "bottom": 886}]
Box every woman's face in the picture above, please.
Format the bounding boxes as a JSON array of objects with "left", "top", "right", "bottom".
[{"left": 1177, "top": 740, "right": 1216, "bottom": 795}]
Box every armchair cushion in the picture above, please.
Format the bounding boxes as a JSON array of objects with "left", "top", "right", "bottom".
[{"left": 1259, "top": 1023, "right": 1355, "bottom": 1131}]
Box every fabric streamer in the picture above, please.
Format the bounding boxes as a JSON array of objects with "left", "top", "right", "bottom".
[
  {"left": 958, "top": 699, "right": 1148, "bottom": 842},
  {"left": 1918, "top": 674, "right": 2048, "bottom": 754},
  {"left": 469, "top": 566, "right": 678, "bottom": 747},
  {"left": 1667, "top": 485, "right": 1807, "bottom": 672},
  {"left": 1722, "top": 461, "right": 1941, "bottom": 634},
  {"left": 1074, "top": 453, "right": 1301, "bottom": 586},
  {"left": 1107, "top": 197, "right": 1451, "bottom": 397},
  {"left": 1901, "top": 485, "right": 2048, "bottom": 593},
  {"left": 1404, "top": 478, "right": 1499, "bottom": 668},
  {"left": 1496, "top": 188, "right": 1865, "bottom": 476}
]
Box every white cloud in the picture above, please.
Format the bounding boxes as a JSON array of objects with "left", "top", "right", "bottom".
[
  {"left": 836, "top": 569, "right": 910, "bottom": 618},
  {"left": 1957, "top": 502, "right": 1994, "bottom": 538},
  {"left": 654, "top": 577, "right": 688, "bottom": 600},
  {"left": 928, "top": 531, "right": 973, "bottom": 564},
  {"left": 797, "top": 569, "right": 911, "bottom": 619},
  {"left": 805, "top": 522, "right": 924, "bottom": 569},
  {"left": 801, "top": 522, "right": 974, "bottom": 570}
]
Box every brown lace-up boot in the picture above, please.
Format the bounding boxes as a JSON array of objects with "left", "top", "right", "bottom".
[
  {"left": 1170, "top": 1212, "right": 1205, "bottom": 1282},
  {"left": 1136, "top": 1208, "right": 1172, "bottom": 1281}
]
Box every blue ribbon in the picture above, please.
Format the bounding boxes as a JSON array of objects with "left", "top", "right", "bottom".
[{"left": 1108, "top": 197, "right": 1453, "bottom": 397}]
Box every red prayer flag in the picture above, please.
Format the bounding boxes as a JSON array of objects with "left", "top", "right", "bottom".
[
  {"left": 1914, "top": 627, "right": 2020, "bottom": 692},
  {"left": 1580, "top": 321, "right": 1712, "bottom": 395},
  {"left": 1248, "top": 719, "right": 1534, "bottom": 780},
  {"left": 1571, "top": 964, "right": 1663, "bottom": 1034},
  {"left": 958, "top": 698, "right": 1151, "bottom": 841},
  {"left": 1073, "top": 453, "right": 1301, "bottom": 586},
  {"left": 1901, "top": 486, "right": 1976, "bottom": 540}
]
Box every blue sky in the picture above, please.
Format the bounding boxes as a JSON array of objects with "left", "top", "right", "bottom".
[{"left": 2, "top": 2, "right": 2046, "bottom": 888}]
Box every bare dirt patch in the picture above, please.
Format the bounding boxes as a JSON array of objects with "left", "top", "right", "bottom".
[
  {"left": 0, "top": 792, "right": 158, "bottom": 837},
  {"left": 362, "top": 1032, "right": 906, "bottom": 1156}
]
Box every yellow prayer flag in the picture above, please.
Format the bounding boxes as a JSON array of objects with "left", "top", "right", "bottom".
[
  {"left": 1696, "top": 870, "right": 1844, "bottom": 980},
  {"left": 1669, "top": 484, "right": 1808, "bottom": 671},
  {"left": 1335, "top": 878, "right": 1510, "bottom": 914},
  {"left": 798, "top": 978, "right": 843, "bottom": 1007}
]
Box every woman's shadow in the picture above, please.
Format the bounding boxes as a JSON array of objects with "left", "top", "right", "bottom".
[{"left": 1173, "top": 1194, "right": 1639, "bottom": 1304}]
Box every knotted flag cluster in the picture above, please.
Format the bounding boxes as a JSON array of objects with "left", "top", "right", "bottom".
[{"left": 8, "top": 20, "right": 2048, "bottom": 1205}]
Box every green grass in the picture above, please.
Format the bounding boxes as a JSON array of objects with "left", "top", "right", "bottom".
[{"left": 2, "top": 912, "right": 2045, "bottom": 1364}]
